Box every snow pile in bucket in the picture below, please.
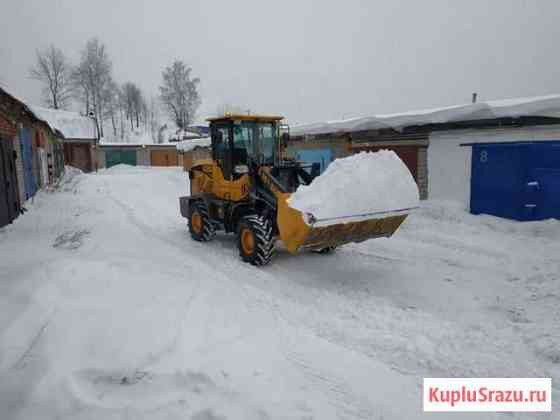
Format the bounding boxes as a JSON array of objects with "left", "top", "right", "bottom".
[{"left": 288, "top": 150, "right": 419, "bottom": 223}]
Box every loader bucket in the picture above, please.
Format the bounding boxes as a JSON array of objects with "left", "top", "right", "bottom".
[{"left": 276, "top": 192, "right": 411, "bottom": 254}]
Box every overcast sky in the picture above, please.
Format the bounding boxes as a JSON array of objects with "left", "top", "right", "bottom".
[{"left": 1, "top": 0, "right": 559, "bottom": 124}]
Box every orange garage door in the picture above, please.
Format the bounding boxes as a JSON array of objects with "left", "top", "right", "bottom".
[{"left": 151, "top": 150, "right": 178, "bottom": 166}]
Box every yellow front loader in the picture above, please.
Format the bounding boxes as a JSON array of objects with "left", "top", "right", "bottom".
[{"left": 179, "top": 114, "right": 410, "bottom": 266}]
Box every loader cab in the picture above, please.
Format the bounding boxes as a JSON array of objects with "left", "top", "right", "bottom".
[{"left": 209, "top": 114, "right": 283, "bottom": 180}]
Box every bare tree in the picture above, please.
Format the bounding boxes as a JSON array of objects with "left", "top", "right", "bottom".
[
  {"left": 159, "top": 60, "right": 201, "bottom": 129},
  {"left": 73, "top": 38, "right": 113, "bottom": 138},
  {"left": 147, "top": 96, "right": 161, "bottom": 142},
  {"left": 71, "top": 67, "right": 91, "bottom": 115},
  {"left": 122, "top": 82, "right": 135, "bottom": 130},
  {"left": 117, "top": 88, "right": 127, "bottom": 140},
  {"left": 122, "top": 82, "right": 144, "bottom": 130},
  {"left": 29, "top": 45, "right": 73, "bottom": 109},
  {"left": 102, "top": 79, "right": 120, "bottom": 139}
]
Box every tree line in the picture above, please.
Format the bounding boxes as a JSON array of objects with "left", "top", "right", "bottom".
[{"left": 29, "top": 38, "right": 201, "bottom": 142}]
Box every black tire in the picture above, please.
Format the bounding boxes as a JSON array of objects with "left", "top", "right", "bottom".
[
  {"left": 313, "top": 246, "right": 337, "bottom": 254},
  {"left": 188, "top": 201, "right": 215, "bottom": 242},
  {"left": 237, "top": 215, "right": 275, "bottom": 266}
]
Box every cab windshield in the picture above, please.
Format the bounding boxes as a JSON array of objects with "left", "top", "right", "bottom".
[{"left": 233, "top": 121, "right": 276, "bottom": 165}]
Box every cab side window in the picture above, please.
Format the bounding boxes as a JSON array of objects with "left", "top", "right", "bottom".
[
  {"left": 212, "top": 124, "right": 232, "bottom": 179},
  {"left": 258, "top": 124, "right": 275, "bottom": 164},
  {"left": 233, "top": 123, "right": 254, "bottom": 167}
]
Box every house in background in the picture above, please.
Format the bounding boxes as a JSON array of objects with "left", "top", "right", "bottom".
[{"left": 290, "top": 94, "right": 560, "bottom": 220}]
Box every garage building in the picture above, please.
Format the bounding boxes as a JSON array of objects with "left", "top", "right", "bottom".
[
  {"left": 31, "top": 106, "right": 98, "bottom": 173},
  {"left": 98, "top": 144, "right": 182, "bottom": 168},
  {"left": 290, "top": 94, "right": 560, "bottom": 220}
]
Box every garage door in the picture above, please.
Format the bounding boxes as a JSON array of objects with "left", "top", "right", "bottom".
[
  {"left": 20, "top": 127, "right": 37, "bottom": 199},
  {"left": 64, "top": 143, "right": 93, "bottom": 172},
  {"left": 151, "top": 150, "right": 178, "bottom": 167},
  {"left": 105, "top": 150, "right": 137, "bottom": 168},
  {"left": 470, "top": 141, "right": 560, "bottom": 221},
  {"left": 0, "top": 138, "right": 19, "bottom": 228}
]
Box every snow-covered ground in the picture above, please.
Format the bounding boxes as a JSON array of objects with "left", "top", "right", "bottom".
[{"left": 0, "top": 166, "right": 558, "bottom": 420}]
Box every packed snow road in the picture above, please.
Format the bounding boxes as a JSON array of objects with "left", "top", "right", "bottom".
[{"left": 0, "top": 166, "right": 558, "bottom": 420}]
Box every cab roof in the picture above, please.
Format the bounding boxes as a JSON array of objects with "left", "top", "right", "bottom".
[{"left": 206, "top": 114, "right": 284, "bottom": 123}]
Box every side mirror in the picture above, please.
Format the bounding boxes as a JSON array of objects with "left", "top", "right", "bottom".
[{"left": 281, "top": 132, "right": 290, "bottom": 148}]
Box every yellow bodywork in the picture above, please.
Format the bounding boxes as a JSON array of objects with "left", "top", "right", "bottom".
[{"left": 190, "top": 161, "right": 250, "bottom": 202}]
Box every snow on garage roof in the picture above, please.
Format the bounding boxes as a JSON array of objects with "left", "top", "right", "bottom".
[
  {"left": 30, "top": 106, "right": 97, "bottom": 140},
  {"left": 291, "top": 94, "right": 560, "bottom": 136}
]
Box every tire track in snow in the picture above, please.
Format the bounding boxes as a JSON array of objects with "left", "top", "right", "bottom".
[
  {"left": 102, "top": 182, "right": 377, "bottom": 418},
  {"left": 12, "top": 310, "right": 56, "bottom": 370},
  {"left": 264, "top": 302, "right": 379, "bottom": 419},
  {"left": 100, "top": 183, "right": 209, "bottom": 373}
]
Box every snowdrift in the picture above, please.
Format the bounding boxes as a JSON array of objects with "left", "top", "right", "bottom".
[{"left": 288, "top": 150, "right": 419, "bottom": 223}]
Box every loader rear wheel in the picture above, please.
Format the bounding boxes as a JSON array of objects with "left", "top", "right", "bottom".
[
  {"left": 188, "top": 201, "right": 215, "bottom": 242},
  {"left": 237, "top": 215, "right": 275, "bottom": 266}
]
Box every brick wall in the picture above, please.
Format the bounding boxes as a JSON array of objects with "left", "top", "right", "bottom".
[
  {"left": 0, "top": 114, "right": 17, "bottom": 139},
  {"left": 137, "top": 148, "right": 150, "bottom": 166},
  {"left": 417, "top": 146, "right": 428, "bottom": 200},
  {"left": 90, "top": 143, "right": 97, "bottom": 171},
  {"left": 96, "top": 148, "right": 106, "bottom": 168},
  {"left": 12, "top": 132, "right": 25, "bottom": 204}
]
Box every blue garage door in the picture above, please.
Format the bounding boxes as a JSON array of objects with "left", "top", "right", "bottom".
[
  {"left": 471, "top": 141, "right": 560, "bottom": 221},
  {"left": 296, "top": 148, "right": 333, "bottom": 174},
  {"left": 19, "top": 127, "right": 37, "bottom": 200}
]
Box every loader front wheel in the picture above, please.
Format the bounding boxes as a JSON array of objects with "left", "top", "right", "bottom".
[
  {"left": 188, "top": 201, "right": 215, "bottom": 242},
  {"left": 237, "top": 215, "right": 275, "bottom": 266}
]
